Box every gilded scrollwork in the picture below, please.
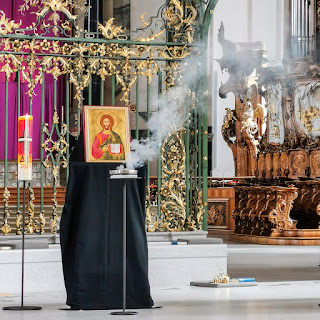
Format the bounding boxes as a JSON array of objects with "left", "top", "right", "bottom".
[
  {"left": 0, "top": 11, "right": 21, "bottom": 35},
  {"left": 136, "top": 56, "right": 159, "bottom": 84},
  {"left": 51, "top": 193, "right": 58, "bottom": 234},
  {"left": 164, "top": 0, "right": 197, "bottom": 43},
  {"left": 195, "top": 189, "right": 204, "bottom": 228},
  {"left": 98, "top": 18, "right": 126, "bottom": 40},
  {"left": 161, "top": 130, "right": 186, "bottom": 231},
  {"left": 2, "top": 188, "right": 12, "bottom": 235},
  {"left": 163, "top": 61, "right": 181, "bottom": 89},
  {"left": 297, "top": 105, "right": 320, "bottom": 132},
  {"left": 36, "top": 211, "right": 46, "bottom": 234},
  {"left": 0, "top": 0, "right": 203, "bottom": 235},
  {"left": 0, "top": 0, "right": 197, "bottom": 108},
  {"left": 16, "top": 210, "right": 22, "bottom": 235},
  {"left": 26, "top": 185, "right": 35, "bottom": 234},
  {"left": 42, "top": 106, "right": 69, "bottom": 232}
]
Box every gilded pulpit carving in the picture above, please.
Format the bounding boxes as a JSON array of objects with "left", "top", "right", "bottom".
[
  {"left": 310, "top": 151, "right": 320, "bottom": 178},
  {"left": 271, "top": 186, "right": 298, "bottom": 231},
  {"left": 280, "top": 152, "right": 289, "bottom": 178},
  {"left": 265, "top": 153, "right": 273, "bottom": 179},
  {"left": 272, "top": 152, "right": 281, "bottom": 177},
  {"left": 288, "top": 150, "right": 308, "bottom": 179}
]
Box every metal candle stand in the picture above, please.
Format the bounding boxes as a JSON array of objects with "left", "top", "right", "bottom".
[
  {"left": 3, "top": 181, "right": 42, "bottom": 311},
  {"left": 109, "top": 169, "right": 140, "bottom": 316}
]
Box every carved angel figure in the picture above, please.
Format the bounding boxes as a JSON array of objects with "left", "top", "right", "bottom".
[
  {"left": 222, "top": 108, "right": 237, "bottom": 132},
  {"left": 241, "top": 102, "right": 258, "bottom": 139}
]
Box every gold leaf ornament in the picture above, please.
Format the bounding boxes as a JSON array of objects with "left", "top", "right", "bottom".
[
  {"left": 42, "top": 0, "right": 69, "bottom": 12},
  {"left": 98, "top": 18, "right": 126, "bottom": 39},
  {"left": 159, "top": 45, "right": 191, "bottom": 60},
  {"left": 0, "top": 11, "right": 21, "bottom": 35},
  {"left": 140, "top": 13, "right": 151, "bottom": 29},
  {"left": 2, "top": 188, "right": 12, "bottom": 235}
]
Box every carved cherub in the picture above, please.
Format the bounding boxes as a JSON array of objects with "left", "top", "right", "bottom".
[{"left": 222, "top": 108, "right": 237, "bottom": 132}]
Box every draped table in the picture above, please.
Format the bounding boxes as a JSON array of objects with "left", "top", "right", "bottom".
[{"left": 60, "top": 160, "right": 153, "bottom": 310}]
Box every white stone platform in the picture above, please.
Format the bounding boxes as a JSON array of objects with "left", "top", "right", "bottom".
[
  {"left": 0, "top": 242, "right": 227, "bottom": 294},
  {"left": 148, "top": 242, "right": 227, "bottom": 288}
]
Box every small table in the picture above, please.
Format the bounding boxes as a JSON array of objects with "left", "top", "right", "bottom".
[{"left": 60, "top": 162, "right": 153, "bottom": 310}]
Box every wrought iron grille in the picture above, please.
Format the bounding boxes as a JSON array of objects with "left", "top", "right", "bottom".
[{"left": 0, "top": 0, "right": 218, "bottom": 235}]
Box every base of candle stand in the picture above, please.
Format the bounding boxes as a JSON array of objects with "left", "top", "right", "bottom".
[
  {"left": 111, "top": 311, "right": 138, "bottom": 316},
  {"left": 3, "top": 181, "right": 41, "bottom": 312},
  {"left": 3, "top": 306, "right": 42, "bottom": 311}
]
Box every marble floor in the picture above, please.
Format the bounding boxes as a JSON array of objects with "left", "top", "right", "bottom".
[{"left": 1, "top": 244, "right": 320, "bottom": 319}]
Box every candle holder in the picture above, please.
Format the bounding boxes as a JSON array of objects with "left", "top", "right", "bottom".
[
  {"left": 109, "top": 168, "right": 139, "bottom": 316},
  {"left": 3, "top": 115, "right": 41, "bottom": 311}
]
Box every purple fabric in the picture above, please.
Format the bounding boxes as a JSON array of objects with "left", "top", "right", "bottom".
[
  {"left": 0, "top": 83, "right": 18, "bottom": 159},
  {"left": 0, "top": 82, "right": 63, "bottom": 160},
  {"left": 0, "top": 0, "right": 65, "bottom": 160}
]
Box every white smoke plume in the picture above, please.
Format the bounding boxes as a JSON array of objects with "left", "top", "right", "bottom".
[{"left": 125, "top": 49, "right": 206, "bottom": 170}]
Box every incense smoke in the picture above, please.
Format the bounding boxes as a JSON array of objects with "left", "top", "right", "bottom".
[{"left": 125, "top": 51, "right": 206, "bottom": 170}]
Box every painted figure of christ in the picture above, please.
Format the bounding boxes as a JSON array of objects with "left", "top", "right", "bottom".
[{"left": 92, "top": 114, "right": 125, "bottom": 161}]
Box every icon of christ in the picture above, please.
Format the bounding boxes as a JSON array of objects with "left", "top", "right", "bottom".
[{"left": 92, "top": 114, "right": 125, "bottom": 161}]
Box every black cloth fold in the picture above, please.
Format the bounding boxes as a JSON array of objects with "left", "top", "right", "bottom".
[{"left": 60, "top": 134, "right": 153, "bottom": 310}]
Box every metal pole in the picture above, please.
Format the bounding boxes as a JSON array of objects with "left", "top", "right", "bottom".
[
  {"left": 3, "top": 182, "right": 41, "bottom": 310},
  {"left": 185, "top": 92, "right": 190, "bottom": 219},
  {"left": 17, "top": 72, "right": 21, "bottom": 213},
  {"left": 136, "top": 76, "right": 139, "bottom": 140},
  {"left": 5, "top": 76, "right": 8, "bottom": 188},
  {"left": 147, "top": 83, "right": 150, "bottom": 185},
  {"left": 21, "top": 181, "right": 26, "bottom": 307},
  {"left": 112, "top": 75, "right": 115, "bottom": 106},
  {"left": 111, "top": 178, "right": 137, "bottom": 316},
  {"left": 100, "top": 79, "right": 104, "bottom": 105},
  {"left": 157, "top": 72, "right": 162, "bottom": 218},
  {"left": 66, "top": 76, "right": 70, "bottom": 180},
  {"left": 89, "top": 79, "right": 92, "bottom": 105},
  {"left": 122, "top": 180, "right": 126, "bottom": 312},
  {"left": 41, "top": 71, "right": 45, "bottom": 213}
]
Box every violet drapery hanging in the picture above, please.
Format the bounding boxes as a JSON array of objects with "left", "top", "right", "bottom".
[{"left": 0, "top": 0, "right": 64, "bottom": 160}]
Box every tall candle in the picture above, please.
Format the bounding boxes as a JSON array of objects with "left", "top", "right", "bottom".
[{"left": 18, "top": 115, "right": 33, "bottom": 181}]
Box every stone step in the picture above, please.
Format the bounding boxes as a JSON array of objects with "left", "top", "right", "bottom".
[
  {"left": 268, "top": 238, "right": 320, "bottom": 245},
  {"left": 230, "top": 233, "right": 269, "bottom": 244},
  {"left": 282, "top": 229, "right": 320, "bottom": 237},
  {"left": 230, "top": 233, "right": 320, "bottom": 245},
  {"left": 0, "top": 243, "right": 228, "bottom": 293}
]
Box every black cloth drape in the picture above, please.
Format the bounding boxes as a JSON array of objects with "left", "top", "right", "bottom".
[{"left": 60, "top": 133, "right": 153, "bottom": 310}]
